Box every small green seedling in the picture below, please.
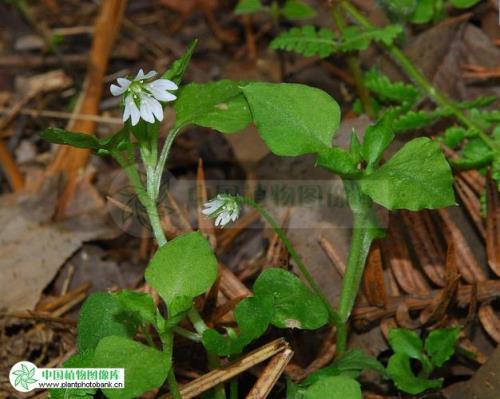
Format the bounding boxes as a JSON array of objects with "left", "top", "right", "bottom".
[
  {"left": 387, "top": 327, "right": 461, "bottom": 395},
  {"left": 380, "top": 0, "right": 481, "bottom": 24},
  {"left": 235, "top": 0, "right": 316, "bottom": 21},
  {"left": 287, "top": 348, "right": 386, "bottom": 399}
]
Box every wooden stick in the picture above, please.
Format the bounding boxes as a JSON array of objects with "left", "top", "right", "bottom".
[
  {"left": 246, "top": 347, "right": 294, "bottom": 398},
  {"left": 160, "top": 338, "right": 289, "bottom": 399},
  {"left": 47, "top": 0, "right": 127, "bottom": 215},
  {"left": 0, "top": 140, "right": 24, "bottom": 191}
]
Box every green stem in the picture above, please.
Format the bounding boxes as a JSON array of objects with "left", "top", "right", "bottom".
[
  {"left": 188, "top": 307, "right": 226, "bottom": 399},
  {"left": 113, "top": 151, "right": 167, "bottom": 246},
  {"left": 167, "top": 370, "right": 182, "bottom": 399},
  {"left": 154, "top": 127, "right": 182, "bottom": 199},
  {"left": 173, "top": 326, "right": 202, "bottom": 342},
  {"left": 235, "top": 196, "right": 342, "bottom": 328},
  {"left": 340, "top": 1, "right": 500, "bottom": 153},
  {"left": 159, "top": 330, "right": 182, "bottom": 399},
  {"left": 230, "top": 379, "right": 238, "bottom": 399},
  {"left": 336, "top": 181, "right": 377, "bottom": 355},
  {"left": 331, "top": 6, "right": 375, "bottom": 119}
]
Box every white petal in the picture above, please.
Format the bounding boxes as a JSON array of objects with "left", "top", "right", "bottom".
[
  {"left": 135, "top": 68, "right": 145, "bottom": 80},
  {"left": 149, "top": 97, "right": 164, "bottom": 121},
  {"left": 142, "top": 70, "right": 158, "bottom": 79},
  {"left": 130, "top": 100, "right": 141, "bottom": 126},
  {"left": 203, "top": 203, "right": 221, "bottom": 215},
  {"left": 230, "top": 210, "right": 238, "bottom": 221},
  {"left": 123, "top": 95, "right": 133, "bottom": 122},
  {"left": 139, "top": 95, "right": 155, "bottom": 123},
  {"left": 220, "top": 213, "right": 231, "bottom": 226},
  {"left": 117, "top": 78, "right": 131, "bottom": 88},
  {"left": 215, "top": 214, "right": 223, "bottom": 226},
  {"left": 147, "top": 79, "right": 178, "bottom": 91},
  {"left": 149, "top": 87, "right": 177, "bottom": 102},
  {"left": 111, "top": 84, "right": 127, "bottom": 96}
]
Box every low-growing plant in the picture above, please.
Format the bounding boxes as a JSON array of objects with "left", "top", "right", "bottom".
[
  {"left": 387, "top": 327, "right": 461, "bottom": 394},
  {"left": 270, "top": 1, "right": 500, "bottom": 188},
  {"left": 235, "top": 0, "right": 316, "bottom": 21},
  {"left": 42, "top": 22, "right": 458, "bottom": 396},
  {"left": 379, "top": 0, "right": 481, "bottom": 24}
]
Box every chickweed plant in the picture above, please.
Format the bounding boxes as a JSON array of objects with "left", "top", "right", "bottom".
[{"left": 42, "top": 7, "right": 468, "bottom": 394}]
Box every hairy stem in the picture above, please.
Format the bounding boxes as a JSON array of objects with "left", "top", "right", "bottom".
[
  {"left": 340, "top": 1, "right": 500, "bottom": 153},
  {"left": 235, "top": 196, "right": 342, "bottom": 328},
  {"left": 336, "top": 180, "right": 378, "bottom": 355},
  {"left": 154, "top": 127, "right": 182, "bottom": 199}
]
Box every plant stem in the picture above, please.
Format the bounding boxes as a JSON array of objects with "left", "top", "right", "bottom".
[
  {"left": 159, "top": 330, "right": 182, "bottom": 399},
  {"left": 340, "top": 1, "right": 500, "bottom": 153},
  {"left": 188, "top": 307, "right": 226, "bottom": 399},
  {"left": 235, "top": 196, "right": 342, "bottom": 328},
  {"left": 331, "top": 6, "right": 375, "bottom": 119},
  {"left": 154, "top": 127, "right": 181, "bottom": 199},
  {"left": 113, "top": 151, "right": 168, "bottom": 246},
  {"left": 173, "top": 326, "right": 202, "bottom": 342},
  {"left": 230, "top": 379, "right": 238, "bottom": 399},
  {"left": 336, "top": 181, "right": 378, "bottom": 355},
  {"left": 167, "top": 370, "right": 182, "bottom": 399}
]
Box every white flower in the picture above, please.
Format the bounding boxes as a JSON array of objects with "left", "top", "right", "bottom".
[
  {"left": 202, "top": 194, "right": 240, "bottom": 228},
  {"left": 110, "top": 69, "right": 178, "bottom": 126}
]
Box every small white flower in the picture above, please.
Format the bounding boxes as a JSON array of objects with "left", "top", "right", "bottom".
[
  {"left": 202, "top": 194, "right": 240, "bottom": 228},
  {"left": 110, "top": 69, "right": 178, "bottom": 126}
]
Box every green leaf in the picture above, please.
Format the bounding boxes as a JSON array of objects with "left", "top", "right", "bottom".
[
  {"left": 350, "top": 131, "right": 362, "bottom": 164},
  {"left": 452, "top": 136, "right": 495, "bottom": 169},
  {"left": 41, "top": 128, "right": 100, "bottom": 149},
  {"left": 270, "top": 26, "right": 335, "bottom": 58},
  {"left": 165, "top": 296, "right": 193, "bottom": 328},
  {"left": 202, "top": 295, "right": 273, "bottom": 356},
  {"left": 241, "top": 82, "right": 340, "bottom": 156},
  {"left": 162, "top": 40, "right": 197, "bottom": 85},
  {"left": 235, "top": 0, "right": 265, "bottom": 14},
  {"left": 287, "top": 379, "right": 306, "bottom": 399},
  {"left": 339, "top": 25, "right": 403, "bottom": 52},
  {"left": 77, "top": 292, "right": 136, "bottom": 352},
  {"left": 379, "top": 0, "right": 417, "bottom": 16},
  {"left": 316, "top": 147, "right": 359, "bottom": 176},
  {"left": 442, "top": 126, "right": 467, "bottom": 149},
  {"left": 174, "top": 80, "right": 252, "bottom": 133},
  {"left": 360, "top": 137, "right": 455, "bottom": 210},
  {"left": 49, "top": 351, "right": 96, "bottom": 399},
  {"left": 387, "top": 352, "right": 443, "bottom": 395},
  {"left": 450, "top": 0, "right": 480, "bottom": 9},
  {"left": 114, "top": 291, "right": 157, "bottom": 327},
  {"left": 145, "top": 232, "right": 218, "bottom": 307},
  {"left": 270, "top": 25, "right": 402, "bottom": 57},
  {"left": 253, "top": 268, "right": 329, "bottom": 329},
  {"left": 98, "top": 127, "right": 131, "bottom": 153},
  {"left": 457, "top": 95, "right": 497, "bottom": 109},
  {"left": 281, "top": 0, "right": 316, "bottom": 20},
  {"left": 361, "top": 115, "right": 395, "bottom": 168},
  {"left": 304, "top": 375, "right": 362, "bottom": 399},
  {"left": 364, "top": 68, "right": 419, "bottom": 104},
  {"left": 392, "top": 110, "right": 438, "bottom": 133},
  {"left": 304, "top": 349, "right": 385, "bottom": 385},
  {"left": 425, "top": 327, "right": 460, "bottom": 367},
  {"left": 410, "top": 0, "right": 435, "bottom": 24},
  {"left": 93, "top": 336, "right": 170, "bottom": 399},
  {"left": 388, "top": 328, "right": 424, "bottom": 361}
]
